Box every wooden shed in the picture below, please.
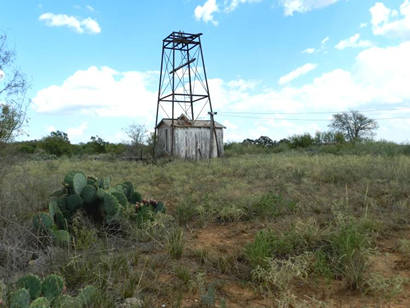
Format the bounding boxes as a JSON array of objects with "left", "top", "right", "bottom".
[{"left": 155, "top": 114, "right": 225, "bottom": 159}]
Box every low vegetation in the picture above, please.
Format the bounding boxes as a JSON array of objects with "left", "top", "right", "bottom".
[{"left": 0, "top": 144, "right": 409, "bottom": 307}]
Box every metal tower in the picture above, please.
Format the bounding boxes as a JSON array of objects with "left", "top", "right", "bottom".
[{"left": 153, "top": 31, "right": 219, "bottom": 157}]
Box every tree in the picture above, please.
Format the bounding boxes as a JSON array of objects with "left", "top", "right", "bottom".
[
  {"left": 0, "top": 33, "right": 29, "bottom": 143},
  {"left": 124, "top": 124, "right": 147, "bottom": 156},
  {"left": 124, "top": 124, "right": 147, "bottom": 146},
  {"left": 41, "top": 131, "right": 72, "bottom": 156},
  {"left": 329, "top": 111, "right": 378, "bottom": 142}
]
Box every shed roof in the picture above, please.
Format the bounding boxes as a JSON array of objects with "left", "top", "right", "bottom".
[{"left": 156, "top": 114, "right": 225, "bottom": 129}]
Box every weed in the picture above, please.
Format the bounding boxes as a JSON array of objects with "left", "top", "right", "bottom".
[
  {"left": 174, "top": 265, "right": 192, "bottom": 288},
  {"left": 365, "top": 273, "right": 408, "bottom": 299},
  {"left": 167, "top": 228, "right": 184, "bottom": 259},
  {"left": 397, "top": 239, "right": 410, "bottom": 256},
  {"left": 249, "top": 192, "right": 296, "bottom": 218},
  {"left": 327, "top": 219, "right": 371, "bottom": 290},
  {"left": 251, "top": 252, "right": 313, "bottom": 292}
]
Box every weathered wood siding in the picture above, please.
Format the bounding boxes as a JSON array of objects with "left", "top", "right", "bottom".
[{"left": 156, "top": 126, "right": 224, "bottom": 159}]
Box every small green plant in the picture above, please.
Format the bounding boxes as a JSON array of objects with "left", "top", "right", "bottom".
[
  {"left": 16, "top": 274, "right": 42, "bottom": 300},
  {"left": 167, "top": 228, "right": 184, "bottom": 259}
]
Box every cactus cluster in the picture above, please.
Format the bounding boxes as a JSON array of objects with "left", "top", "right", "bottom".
[
  {"left": 32, "top": 171, "right": 165, "bottom": 249},
  {"left": 8, "top": 274, "right": 97, "bottom": 308}
]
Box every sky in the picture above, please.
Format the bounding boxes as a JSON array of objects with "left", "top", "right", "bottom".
[{"left": 1, "top": 0, "right": 410, "bottom": 143}]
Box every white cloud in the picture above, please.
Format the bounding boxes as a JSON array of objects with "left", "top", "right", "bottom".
[
  {"left": 67, "top": 122, "right": 88, "bottom": 141},
  {"left": 194, "top": 0, "right": 219, "bottom": 25},
  {"left": 86, "top": 5, "right": 95, "bottom": 12},
  {"left": 302, "top": 48, "right": 315, "bottom": 54},
  {"left": 335, "top": 33, "right": 372, "bottom": 50},
  {"left": 278, "top": 63, "right": 317, "bottom": 85},
  {"left": 224, "top": 0, "right": 262, "bottom": 13},
  {"left": 302, "top": 36, "right": 329, "bottom": 54},
  {"left": 360, "top": 22, "right": 368, "bottom": 28},
  {"left": 280, "top": 0, "right": 340, "bottom": 16},
  {"left": 370, "top": 0, "right": 410, "bottom": 38},
  {"left": 0, "top": 69, "right": 4, "bottom": 80},
  {"left": 33, "top": 66, "right": 158, "bottom": 119},
  {"left": 39, "top": 12, "right": 101, "bottom": 34}
]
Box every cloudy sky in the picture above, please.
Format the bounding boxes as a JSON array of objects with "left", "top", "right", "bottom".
[{"left": 1, "top": 0, "right": 410, "bottom": 143}]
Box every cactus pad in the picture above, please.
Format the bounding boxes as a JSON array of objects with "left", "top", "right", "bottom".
[
  {"left": 66, "top": 194, "right": 83, "bottom": 212},
  {"left": 29, "top": 297, "right": 50, "bottom": 308},
  {"left": 33, "top": 213, "right": 53, "bottom": 234},
  {"left": 81, "top": 184, "right": 97, "bottom": 204},
  {"left": 41, "top": 274, "right": 64, "bottom": 301},
  {"left": 77, "top": 285, "right": 98, "bottom": 307},
  {"left": 64, "top": 171, "right": 87, "bottom": 195},
  {"left": 51, "top": 230, "right": 70, "bottom": 248},
  {"left": 130, "top": 191, "right": 142, "bottom": 204},
  {"left": 10, "top": 288, "right": 30, "bottom": 308},
  {"left": 121, "top": 181, "right": 134, "bottom": 200},
  {"left": 112, "top": 191, "right": 128, "bottom": 207},
  {"left": 16, "top": 274, "right": 42, "bottom": 300},
  {"left": 103, "top": 193, "right": 120, "bottom": 217},
  {"left": 54, "top": 295, "right": 82, "bottom": 308}
]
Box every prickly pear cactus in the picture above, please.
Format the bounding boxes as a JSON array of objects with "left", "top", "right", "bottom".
[
  {"left": 10, "top": 288, "right": 30, "bottom": 308},
  {"left": 54, "top": 211, "right": 68, "bottom": 231},
  {"left": 41, "top": 274, "right": 64, "bottom": 301},
  {"left": 81, "top": 184, "right": 97, "bottom": 204},
  {"left": 87, "top": 176, "right": 98, "bottom": 186},
  {"left": 103, "top": 193, "right": 120, "bottom": 218},
  {"left": 64, "top": 171, "right": 87, "bottom": 195},
  {"left": 48, "top": 199, "right": 59, "bottom": 220},
  {"left": 50, "top": 230, "right": 70, "bottom": 248},
  {"left": 33, "top": 213, "right": 53, "bottom": 234},
  {"left": 121, "top": 181, "right": 134, "bottom": 200},
  {"left": 29, "top": 297, "right": 50, "bottom": 308},
  {"left": 77, "top": 285, "right": 98, "bottom": 307},
  {"left": 98, "top": 177, "right": 111, "bottom": 190},
  {"left": 111, "top": 191, "right": 128, "bottom": 207},
  {"left": 16, "top": 274, "right": 42, "bottom": 300},
  {"left": 53, "top": 295, "right": 82, "bottom": 308},
  {"left": 130, "top": 191, "right": 142, "bottom": 204},
  {"left": 66, "top": 194, "right": 83, "bottom": 212}
]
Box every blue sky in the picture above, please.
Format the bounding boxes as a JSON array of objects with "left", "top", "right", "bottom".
[{"left": 1, "top": 0, "right": 410, "bottom": 143}]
